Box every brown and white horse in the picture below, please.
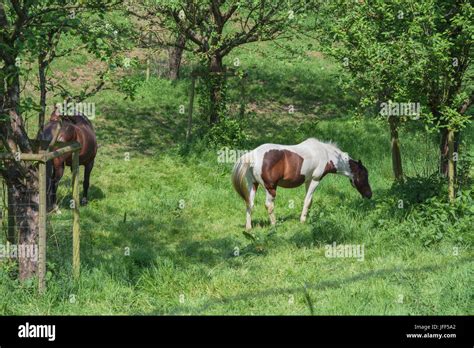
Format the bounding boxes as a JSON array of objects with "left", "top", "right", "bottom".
[{"left": 232, "top": 138, "right": 372, "bottom": 230}]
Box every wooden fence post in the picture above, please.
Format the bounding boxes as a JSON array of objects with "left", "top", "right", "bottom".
[
  {"left": 72, "top": 150, "right": 80, "bottom": 279},
  {"left": 7, "top": 187, "right": 15, "bottom": 244},
  {"left": 186, "top": 76, "right": 196, "bottom": 143},
  {"left": 239, "top": 74, "right": 246, "bottom": 119},
  {"left": 38, "top": 161, "right": 47, "bottom": 294},
  {"left": 448, "top": 129, "right": 455, "bottom": 203},
  {"left": 146, "top": 57, "right": 150, "bottom": 81}
]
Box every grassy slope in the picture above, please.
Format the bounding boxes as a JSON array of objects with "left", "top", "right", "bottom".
[{"left": 0, "top": 40, "right": 472, "bottom": 315}]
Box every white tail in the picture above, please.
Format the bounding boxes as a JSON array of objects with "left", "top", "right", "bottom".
[{"left": 231, "top": 159, "right": 250, "bottom": 205}]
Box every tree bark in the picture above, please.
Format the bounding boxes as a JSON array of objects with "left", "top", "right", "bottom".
[
  {"left": 208, "top": 54, "right": 225, "bottom": 124},
  {"left": 3, "top": 165, "right": 40, "bottom": 280},
  {"left": 439, "top": 128, "right": 459, "bottom": 177},
  {"left": 388, "top": 116, "right": 403, "bottom": 181},
  {"left": 168, "top": 34, "right": 186, "bottom": 80},
  {"left": 1, "top": 58, "right": 38, "bottom": 280}
]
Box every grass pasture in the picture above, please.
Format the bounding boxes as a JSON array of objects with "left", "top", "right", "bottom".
[{"left": 0, "top": 40, "right": 472, "bottom": 316}]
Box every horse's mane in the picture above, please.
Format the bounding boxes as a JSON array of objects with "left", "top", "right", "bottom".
[
  {"left": 61, "top": 113, "right": 93, "bottom": 128},
  {"left": 305, "top": 137, "right": 341, "bottom": 152}
]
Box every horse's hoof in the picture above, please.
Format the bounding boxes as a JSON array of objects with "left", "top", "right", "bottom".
[{"left": 80, "top": 198, "right": 88, "bottom": 206}]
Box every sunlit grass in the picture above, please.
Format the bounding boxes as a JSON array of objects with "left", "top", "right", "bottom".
[{"left": 0, "top": 38, "right": 472, "bottom": 315}]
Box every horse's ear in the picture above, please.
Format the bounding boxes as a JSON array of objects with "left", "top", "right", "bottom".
[
  {"left": 50, "top": 103, "right": 61, "bottom": 121},
  {"left": 358, "top": 159, "right": 362, "bottom": 165}
]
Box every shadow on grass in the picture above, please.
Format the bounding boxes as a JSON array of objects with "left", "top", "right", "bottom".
[
  {"left": 95, "top": 105, "right": 188, "bottom": 154},
  {"left": 54, "top": 184, "right": 106, "bottom": 211},
  {"left": 238, "top": 64, "right": 355, "bottom": 116},
  {"left": 248, "top": 214, "right": 296, "bottom": 229},
  {"left": 47, "top": 199, "right": 248, "bottom": 283},
  {"left": 155, "top": 256, "right": 473, "bottom": 315}
]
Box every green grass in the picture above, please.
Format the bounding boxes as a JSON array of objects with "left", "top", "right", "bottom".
[{"left": 0, "top": 39, "right": 472, "bottom": 315}]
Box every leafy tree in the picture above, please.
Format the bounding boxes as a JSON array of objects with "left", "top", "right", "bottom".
[
  {"left": 0, "top": 0, "right": 124, "bottom": 279},
  {"left": 138, "top": 0, "right": 310, "bottom": 125},
  {"left": 126, "top": 3, "right": 187, "bottom": 80},
  {"left": 418, "top": 0, "right": 473, "bottom": 201},
  {"left": 316, "top": 0, "right": 473, "bottom": 197},
  {"left": 316, "top": 0, "right": 427, "bottom": 181}
]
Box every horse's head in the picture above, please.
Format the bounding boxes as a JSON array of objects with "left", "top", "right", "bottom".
[
  {"left": 37, "top": 105, "right": 64, "bottom": 211},
  {"left": 38, "top": 104, "right": 63, "bottom": 144},
  {"left": 348, "top": 159, "right": 372, "bottom": 199}
]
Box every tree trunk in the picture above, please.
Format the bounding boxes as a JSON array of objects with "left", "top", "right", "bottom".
[
  {"left": 1, "top": 59, "right": 38, "bottom": 280},
  {"left": 439, "top": 128, "right": 448, "bottom": 176},
  {"left": 388, "top": 116, "right": 403, "bottom": 181},
  {"left": 208, "top": 54, "right": 225, "bottom": 125},
  {"left": 168, "top": 34, "right": 186, "bottom": 81},
  {"left": 4, "top": 166, "right": 40, "bottom": 280},
  {"left": 439, "top": 128, "right": 459, "bottom": 177},
  {"left": 447, "top": 129, "right": 455, "bottom": 202}
]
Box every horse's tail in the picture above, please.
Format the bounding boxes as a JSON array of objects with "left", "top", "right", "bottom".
[{"left": 232, "top": 155, "right": 252, "bottom": 206}]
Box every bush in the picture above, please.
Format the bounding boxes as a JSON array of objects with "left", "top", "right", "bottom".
[
  {"left": 374, "top": 174, "right": 473, "bottom": 246},
  {"left": 203, "top": 117, "right": 248, "bottom": 148}
]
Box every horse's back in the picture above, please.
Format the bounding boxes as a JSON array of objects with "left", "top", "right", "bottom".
[{"left": 245, "top": 139, "right": 330, "bottom": 185}]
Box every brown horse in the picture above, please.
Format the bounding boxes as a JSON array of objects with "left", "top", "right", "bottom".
[{"left": 39, "top": 105, "right": 97, "bottom": 210}]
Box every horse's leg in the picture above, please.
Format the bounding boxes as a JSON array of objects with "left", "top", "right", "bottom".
[
  {"left": 81, "top": 160, "right": 94, "bottom": 206},
  {"left": 52, "top": 163, "right": 64, "bottom": 211},
  {"left": 246, "top": 183, "right": 258, "bottom": 230},
  {"left": 300, "top": 179, "right": 320, "bottom": 223},
  {"left": 264, "top": 187, "right": 277, "bottom": 226}
]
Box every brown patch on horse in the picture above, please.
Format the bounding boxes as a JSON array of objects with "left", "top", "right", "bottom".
[
  {"left": 261, "top": 149, "right": 306, "bottom": 193},
  {"left": 348, "top": 159, "right": 363, "bottom": 180},
  {"left": 349, "top": 159, "right": 372, "bottom": 198},
  {"left": 321, "top": 160, "right": 337, "bottom": 179}
]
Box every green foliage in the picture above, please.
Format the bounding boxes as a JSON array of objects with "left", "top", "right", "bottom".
[
  {"left": 203, "top": 117, "right": 247, "bottom": 148},
  {"left": 316, "top": 0, "right": 426, "bottom": 111},
  {"left": 316, "top": 0, "right": 473, "bottom": 130},
  {"left": 196, "top": 71, "right": 228, "bottom": 121},
  {"left": 374, "top": 174, "right": 473, "bottom": 246},
  {"left": 457, "top": 141, "right": 474, "bottom": 189},
  {"left": 114, "top": 76, "right": 143, "bottom": 101}
]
